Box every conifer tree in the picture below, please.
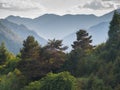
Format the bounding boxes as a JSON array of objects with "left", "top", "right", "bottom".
[
  {"left": 72, "top": 29, "right": 92, "bottom": 51},
  {"left": 45, "top": 39, "right": 68, "bottom": 51},
  {"left": 64, "top": 30, "right": 93, "bottom": 77},
  {"left": 0, "top": 42, "right": 8, "bottom": 64},
  {"left": 107, "top": 11, "right": 120, "bottom": 48},
  {"left": 18, "top": 36, "right": 41, "bottom": 80},
  {"left": 20, "top": 36, "right": 40, "bottom": 60},
  {"left": 105, "top": 11, "right": 120, "bottom": 61}
]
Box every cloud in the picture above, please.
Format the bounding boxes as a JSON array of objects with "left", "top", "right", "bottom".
[
  {"left": 0, "top": 0, "right": 45, "bottom": 11},
  {"left": 102, "top": 0, "right": 120, "bottom": 2},
  {"left": 83, "top": 0, "right": 115, "bottom": 10},
  {"left": 102, "top": 0, "right": 120, "bottom": 9},
  {"left": 0, "top": 0, "right": 119, "bottom": 19},
  {"left": 0, "top": 0, "right": 117, "bottom": 11}
]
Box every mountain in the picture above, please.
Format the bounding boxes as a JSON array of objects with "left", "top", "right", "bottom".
[
  {"left": 5, "top": 14, "right": 94, "bottom": 39},
  {"left": 62, "top": 9, "right": 120, "bottom": 49},
  {"left": 0, "top": 21, "right": 22, "bottom": 54},
  {"left": 4, "top": 9, "right": 120, "bottom": 51},
  {"left": 0, "top": 19, "right": 47, "bottom": 46},
  {"left": 5, "top": 12, "right": 113, "bottom": 40},
  {"left": 63, "top": 21, "right": 109, "bottom": 51},
  {"left": 0, "top": 19, "right": 47, "bottom": 54},
  {"left": 88, "top": 22, "right": 109, "bottom": 45}
]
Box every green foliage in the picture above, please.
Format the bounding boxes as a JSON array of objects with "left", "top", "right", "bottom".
[
  {"left": 34, "top": 39, "right": 67, "bottom": 74},
  {"left": 108, "top": 11, "right": 120, "bottom": 43},
  {"left": 22, "top": 81, "right": 41, "bottom": 90},
  {"left": 72, "top": 29, "right": 92, "bottom": 51},
  {"left": 18, "top": 49, "right": 66, "bottom": 81},
  {"left": 0, "top": 42, "right": 8, "bottom": 64},
  {"left": 0, "top": 69, "right": 26, "bottom": 90},
  {"left": 105, "top": 11, "right": 120, "bottom": 61},
  {"left": 23, "top": 72, "right": 77, "bottom": 90},
  {"left": 17, "top": 59, "right": 49, "bottom": 81},
  {"left": 40, "top": 48, "right": 66, "bottom": 72},
  {"left": 20, "top": 36, "right": 40, "bottom": 60},
  {"left": 17, "top": 36, "right": 42, "bottom": 80},
  {"left": 77, "top": 76, "right": 110, "bottom": 90},
  {"left": 45, "top": 39, "right": 68, "bottom": 51},
  {"left": 40, "top": 72, "right": 77, "bottom": 90},
  {"left": 63, "top": 30, "right": 93, "bottom": 77},
  {"left": 0, "top": 58, "right": 19, "bottom": 74},
  {"left": 22, "top": 72, "right": 77, "bottom": 90}
]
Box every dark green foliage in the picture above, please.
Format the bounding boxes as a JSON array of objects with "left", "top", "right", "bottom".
[
  {"left": 77, "top": 76, "right": 113, "bottom": 90},
  {"left": 72, "top": 29, "right": 92, "bottom": 50},
  {"left": 40, "top": 39, "right": 67, "bottom": 73},
  {"left": 45, "top": 39, "right": 68, "bottom": 51},
  {"left": 63, "top": 30, "right": 93, "bottom": 77},
  {"left": 63, "top": 49, "right": 84, "bottom": 76},
  {"left": 113, "top": 57, "right": 120, "bottom": 87},
  {"left": 18, "top": 38, "right": 67, "bottom": 81},
  {"left": 40, "top": 72, "right": 77, "bottom": 90},
  {"left": 23, "top": 72, "right": 77, "bottom": 90},
  {"left": 0, "top": 59, "right": 18, "bottom": 74},
  {"left": 22, "top": 81, "right": 41, "bottom": 90},
  {"left": 108, "top": 11, "right": 120, "bottom": 44},
  {"left": 0, "top": 42, "right": 8, "bottom": 64},
  {"left": 0, "top": 69, "right": 26, "bottom": 90},
  {"left": 17, "top": 36, "right": 42, "bottom": 81},
  {"left": 105, "top": 11, "right": 120, "bottom": 61},
  {"left": 20, "top": 36, "right": 40, "bottom": 60},
  {"left": 17, "top": 59, "right": 50, "bottom": 81}
]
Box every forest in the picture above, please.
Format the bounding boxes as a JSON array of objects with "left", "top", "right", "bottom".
[{"left": 0, "top": 11, "right": 120, "bottom": 90}]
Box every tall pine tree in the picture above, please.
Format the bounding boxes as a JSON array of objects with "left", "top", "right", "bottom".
[
  {"left": 64, "top": 30, "right": 93, "bottom": 77},
  {"left": 107, "top": 11, "right": 120, "bottom": 48},
  {"left": 105, "top": 11, "right": 120, "bottom": 61},
  {"left": 0, "top": 42, "right": 8, "bottom": 64},
  {"left": 72, "top": 29, "right": 92, "bottom": 51},
  {"left": 18, "top": 36, "right": 42, "bottom": 80},
  {"left": 20, "top": 36, "right": 40, "bottom": 60}
]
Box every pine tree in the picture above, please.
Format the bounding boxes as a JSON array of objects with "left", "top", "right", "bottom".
[
  {"left": 18, "top": 36, "right": 41, "bottom": 80},
  {"left": 72, "top": 29, "right": 92, "bottom": 51},
  {"left": 0, "top": 42, "right": 8, "bottom": 64},
  {"left": 20, "top": 36, "right": 40, "bottom": 60},
  {"left": 64, "top": 30, "right": 93, "bottom": 77},
  {"left": 105, "top": 11, "right": 120, "bottom": 61},
  {"left": 45, "top": 39, "right": 68, "bottom": 51},
  {"left": 41, "top": 39, "right": 67, "bottom": 72},
  {"left": 107, "top": 11, "right": 120, "bottom": 48}
]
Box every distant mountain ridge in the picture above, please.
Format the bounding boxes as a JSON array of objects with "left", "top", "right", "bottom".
[
  {"left": 0, "top": 21, "right": 22, "bottom": 54},
  {"left": 6, "top": 12, "right": 113, "bottom": 40},
  {"left": 0, "top": 19, "right": 47, "bottom": 54},
  {"left": 0, "top": 19, "right": 47, "bottom": 45},
  {"left": 0, "top": 9, "right": 120, "bottom": 53},
  {"left": 6, "top": 9, "right": 119, "bottom": 40}
]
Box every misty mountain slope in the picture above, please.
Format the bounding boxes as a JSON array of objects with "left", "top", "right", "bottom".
[
  {"left": 63, "top": 21, "right": 110, "bottom": 51},
  {"left": 6, "top": 9, "right": 120, "bottom": 40},
  {"left": 4, "top": 9, "right": 120, "bottom": 52},
  {"left": 62, "top": 32, "right": 76, "bottom": 51},
  {"left": 0, "top": 19, "right": 47, "bottom": 46},
  {"left": 6, "top": 13, "right": 111, "bottom": 40},
  {"left": 0, "top": 21, "right": 22, "bottom": 54},
  {"left": 62, "top": 9, "right": 120, "bottom": 47},
  {"left": 88, "top": 22, "right": 109, "bottom": 45},
  {"left": 100, "top": 8, "right": 120, "bottom": 21}
]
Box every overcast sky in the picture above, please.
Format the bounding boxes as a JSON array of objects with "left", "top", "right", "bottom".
[{"left": 0, "top": 0, "right": 120, "bottom": 18}]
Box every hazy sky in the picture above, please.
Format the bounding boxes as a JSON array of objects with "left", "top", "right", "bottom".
[{"left": 0, "top": 0, "right": 120, "bottom": 18}]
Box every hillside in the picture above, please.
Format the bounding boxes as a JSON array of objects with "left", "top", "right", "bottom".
[
  {"left": 0, "top": 21, "right": 22, "bottom": 54},
  {"left": 0, "top": 20, "right": 47, "bottom": 54}
]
